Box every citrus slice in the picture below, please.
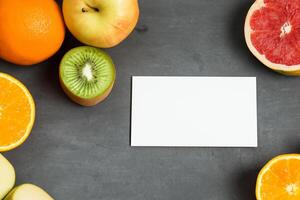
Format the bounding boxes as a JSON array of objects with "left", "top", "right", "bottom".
[
  {"left": 0, "top": 73, "right": 35, "bottom": 152},
  {"left": 256, "top": 154, "right": 300, "bottom": 200},
  {"left": 245, "top": 0, "right": 300, "bottom": 75}
]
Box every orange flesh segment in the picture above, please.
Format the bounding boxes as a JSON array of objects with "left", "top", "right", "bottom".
[
  {"left": 0, "top": 74, "right": 34, "bottom": 149},
  {"left": 258, "top": 155, "right": 300, "bottom": 200}
]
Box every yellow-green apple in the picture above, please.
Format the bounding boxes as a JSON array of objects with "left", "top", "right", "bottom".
[
  {"left": 4, "top": 184, "right": 54, "bottom": 200},
  {"left": 63, "top": 0, "right": 139, "bottom": 48},
  {"left": 0, "top": 154, "right": 15, "bottom": 199}
]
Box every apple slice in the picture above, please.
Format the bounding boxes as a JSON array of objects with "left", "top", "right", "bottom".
[
  {"left": 4, "top": 184, "right": 54, "bottom": 200},
  {"left": 0, "top": 154, "right": 15, "bottom": 199}
]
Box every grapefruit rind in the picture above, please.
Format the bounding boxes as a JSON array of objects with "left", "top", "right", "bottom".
[
  {"left": 0, "top": 73, "right": 35, "bottom": 152},
  {"left": 256, "top": 154, "right": 300, "bottom": 200},
  {"left": 244, "top": 0, "right": 300, "bottom": 76}
]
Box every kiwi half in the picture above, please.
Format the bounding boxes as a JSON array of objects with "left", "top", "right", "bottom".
[{"left": 59, "top": 46, "right": 116, "bottom": 106}]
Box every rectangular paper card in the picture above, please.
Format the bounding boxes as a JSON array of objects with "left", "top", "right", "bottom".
[{"left": 131, "top": 76, "right": 257, "bottom": 147}]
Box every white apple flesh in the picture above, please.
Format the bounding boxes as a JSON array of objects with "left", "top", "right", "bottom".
[
  {"left": 0, "top": 154, "right": 15, "bottom": 199},
  {"left": 4, "top": 184, "right": 54, "bottom": 200},
  {"left": 63, "top": 0, "right": 139, "bottom": 48}
]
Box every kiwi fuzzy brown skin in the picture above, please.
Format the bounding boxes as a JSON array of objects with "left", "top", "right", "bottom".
[
  {"left": 59, "top": 46, "right": 116, "bottom": 106},
  {"left": 59, "top": 76, "right": 114, "bottom": 106}
]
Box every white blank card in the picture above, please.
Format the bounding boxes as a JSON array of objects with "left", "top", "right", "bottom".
[{"left": 131, "top": 76, "right": 257, "bottom": 147}]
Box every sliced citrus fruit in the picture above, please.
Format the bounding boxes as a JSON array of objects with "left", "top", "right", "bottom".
[
  {"left": 0, "top": 73, "right": 35, "bottom": 152},
  {"left": 245, "top": 0, "right": 300, "bottom": 75},
  {"left": 256, "top": 154, "right": 300, "bottom": 200}
]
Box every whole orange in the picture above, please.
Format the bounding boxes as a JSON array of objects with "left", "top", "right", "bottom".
[{"left": 0, "top": 0, "right": 65, "bottom": 65}]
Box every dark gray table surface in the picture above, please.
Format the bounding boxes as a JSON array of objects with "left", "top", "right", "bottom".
[{"left": 2, "top": 0, "right": 300, "bottom": 199}]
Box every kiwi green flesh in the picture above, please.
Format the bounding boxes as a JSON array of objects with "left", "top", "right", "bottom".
[{"left": 60, "top": 46, "right": 116, "bottom": 99}]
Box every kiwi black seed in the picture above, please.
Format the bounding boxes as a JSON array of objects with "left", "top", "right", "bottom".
[{"left": 59, "top": 46, "right": 116, "bottom": 106}]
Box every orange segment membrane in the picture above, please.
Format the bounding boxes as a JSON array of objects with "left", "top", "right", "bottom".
[{"left": 250, "top": 0, "right": 300, "bottom": 66}]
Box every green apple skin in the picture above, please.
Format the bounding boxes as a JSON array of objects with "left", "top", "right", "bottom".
[
  {"left": 4, "top": 184, "right": 54, "bottom": 200},
  {"left": 0, "top": 154, "right": 16, "bottom": 199},
  {"left": 63, "top": 0, "right": 139, "bottom": 48}
]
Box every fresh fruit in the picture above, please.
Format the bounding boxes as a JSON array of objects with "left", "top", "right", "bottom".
[
  {"left": 244, "top": 0, "right": 300, "bottom": 75},
  {"left": 0, "top": 0, "right": 65, "bottom": 65},
  {"left": 62, "top": 0, "right": 139, "bottom": 48},
  {"left": 59, "top": 46, "right": 116, "bottom": 106},
  {"left": 0, "top": 154, "right": 15, "bottom": 199},
  {"left": 0, "top": 73, "right": 35, "bottom": 151},
  {"left": 256, "top": 154, "right": 300, "bottom": 200},
  {"left": 4, "top": 184, "right": 54, "bottom": 200}
]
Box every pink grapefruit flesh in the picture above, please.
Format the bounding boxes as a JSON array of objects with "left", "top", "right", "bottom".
[{"left": 245, "top": 0, "right": 300, "bottom": 75}]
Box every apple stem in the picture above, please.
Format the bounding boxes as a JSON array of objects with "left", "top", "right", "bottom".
[
  {"left": 135, "top": 25, "right": 148, "bottom": 33},
  {"left": 82, "top": 3, "right": 99, "bottom": 13}
]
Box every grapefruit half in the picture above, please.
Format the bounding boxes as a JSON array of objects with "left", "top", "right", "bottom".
[{"left": 245, "top": 0, "right": 300, "bottom": 75}]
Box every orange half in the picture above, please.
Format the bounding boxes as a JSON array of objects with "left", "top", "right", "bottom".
[
  {"left": 0, "top": 73, "right": 35, "bottom": 152},
  {"left": 256, "top": 154, "right": 300, "bottom": 200}
]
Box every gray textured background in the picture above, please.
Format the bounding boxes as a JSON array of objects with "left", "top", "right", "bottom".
[{"left": 2, "top": 0, "right": 300, "bottom": 199}]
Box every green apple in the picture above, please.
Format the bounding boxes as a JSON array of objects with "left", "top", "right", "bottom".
[
  {"left": 63, "top": 0, "right": 139, "bottom": 48},
  {"left": 4, "top": 184, "right": 54, "bottom": 200},
  {"left": 0, "top": 154, "right": 15, "bottom": 199}
]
